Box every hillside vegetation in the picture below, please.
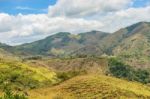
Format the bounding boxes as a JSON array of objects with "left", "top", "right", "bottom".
[
  {"left": 108, "top": 57, "right": 150, "bottom": 84},
  {"left": 24, "top": 56, "right": 150, "bottom": 84},
  {"left": 0, "top": 58, "right": 58, "bottom": 91},
  {"left": 29, "top": 75, "right": 150, "bottom": 99}
]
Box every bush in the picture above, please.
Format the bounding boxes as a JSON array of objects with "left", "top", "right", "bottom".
[
  {"left": 108, "top": 58, "right": 150, "bottom": 84},
  {"left": 134, "top": 69, "right": 150, "bottom": 84},
  {"left": 108, "top": 58, "right": 133, "bottom": 78},
  {"left": 0, "top": 86, "right": 27, "bottom": 99}
]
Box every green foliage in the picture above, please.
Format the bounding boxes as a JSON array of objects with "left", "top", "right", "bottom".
[
  {"left": 0, "top": 91, "right": 27, "bottom": 99},
  {"left": 0, "top": 66, "right": 41, "bottom": 90},
  {"left": 0, "top": 86, "right": 27, "bottom": 99},
  {"left": 108, "top": 58, "right": 134, "bottom": 79},
  {"left": 0, "top": 59, "right": 58, "bottom": 90},
  {"left": 134, "top": 69, "right": 150, "bottom": 84},
  {"left": 108, "top": 58, "right": 150, "bottom": 84}
]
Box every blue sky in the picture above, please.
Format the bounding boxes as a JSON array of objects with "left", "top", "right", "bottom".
[
  {"left": 0, "top": 0, "right": 57, "bottom": 14},
  {"left": 0, "top": 0, "right": 149, "bottom": 15},
  {"left": 132, "top": 0, "right": 150, "bottom": 8}
]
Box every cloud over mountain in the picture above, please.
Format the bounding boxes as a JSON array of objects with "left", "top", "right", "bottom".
[{"left": 0, "top": 0, "right": 150, "bottom": 45}]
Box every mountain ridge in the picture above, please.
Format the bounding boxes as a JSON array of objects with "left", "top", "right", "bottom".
[
  {"left": 13, "top": 31, "right": 109, "bottom": 56},
  {"left": 1, "top": 22, "right": 150, "bottom": 68}
]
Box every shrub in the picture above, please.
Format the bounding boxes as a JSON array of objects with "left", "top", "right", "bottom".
[
  {"left": 108, "top": 58, "right": 150, "bottom": 84},
  {"left": 0, "top": 86, "right": 27, "bottom": 99},
  {"left": 134, "top": 69, "right": 150, "bottom": 84},
  {"left": 108, "top": 58, "right": 133, "bottom": 78}
]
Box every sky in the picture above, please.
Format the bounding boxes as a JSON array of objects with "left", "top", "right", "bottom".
[
  {"left": 0, "top": 0, "right": 57, "bottom": 14},
  {"left": 0, "top": 0, "right": 150, "bottom": 45}
]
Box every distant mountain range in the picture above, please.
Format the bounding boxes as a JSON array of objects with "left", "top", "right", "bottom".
[
  {"left": 1, "top": 22, "right": 150, "bottom": 68},
  {"left": 12, "top": 30, "right": 108, "bottom": 56}
]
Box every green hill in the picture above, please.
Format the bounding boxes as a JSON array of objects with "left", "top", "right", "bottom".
[
  {"left": 0, "top": 43, "right": 14, "bottom": 55},
  {"left": 0, "top": 58, "right": 58, "bottom": 91},
  {"left": 1, "top": 22, "right": 150, "bottom": 69},
  {"left": 112, "top": 22, "right": 150, "bottom": 68},
  {"left": 30, "top": 75, "right": 150, "bottom": 99},
  {"left": 14, "top": 31, "right": 109, "bottom": 56}
]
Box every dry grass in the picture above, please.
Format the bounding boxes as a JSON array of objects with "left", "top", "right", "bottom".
[
  {"left": 26, "top": 57, "right": 108, "bottom": 75},
  {"left": 29, "top": 75, "right": 150, "bottom": 99}
]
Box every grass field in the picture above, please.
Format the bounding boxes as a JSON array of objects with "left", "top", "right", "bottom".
[{"left": 29, "top": 75, "right": 150, "bottom": 99}]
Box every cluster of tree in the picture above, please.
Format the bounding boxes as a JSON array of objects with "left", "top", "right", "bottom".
[{"left": 108, "top": 58, "right": 150, "bottom": 84}]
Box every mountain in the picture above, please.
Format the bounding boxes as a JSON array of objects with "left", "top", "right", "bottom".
[
  {"left": 29, "top": 75, "right": 150, "bottom": 99},
  {"left": 1, "top": 22, "right": 150, "bottom": 68},
  {"left": 14, "top": 31, "right": 109, "bottom": 56},
  {"left": 100, "top": 22, "right": 150, "bottom": 53},
  {"left": 77, "top": 22, "right": 150, "bottom": 68},
  {"left": 0, "top": 42, "right": 11, "bottom": 48},
  {"left": 1, "top": 22, "right": 150, "bottom": 98},
  {"left": 0, "top": 43, "right": 14, "bottom": 57},
  {"left": 111, "top": 22, "right": 150, "bottom": 68}
]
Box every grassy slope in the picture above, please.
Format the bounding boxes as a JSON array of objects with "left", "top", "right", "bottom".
[
  {"left": 0, "top": 57, "right": 58, "bottom": 90},
  {"left": 29, "top": 75, "right": 150, "bottom": 99}
]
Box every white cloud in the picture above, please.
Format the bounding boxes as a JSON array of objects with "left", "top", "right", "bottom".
[
  {"left": 0, "top": 0, "right": 150, "bottom": 45},
  {"left": 48, "top": 0, "right": 132, "bottom": 17},
  {"left": 15, "top": 6, "right": 47, "bottom": 13},
  {"left": 16, "top": 6, "right": 36, "bottom": 11},
  {"left": 0, "top": 13, "right": 103, "bottom": 45},
  {"left": 99, "top": 6, "right": 150, "bottom": 32}
]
